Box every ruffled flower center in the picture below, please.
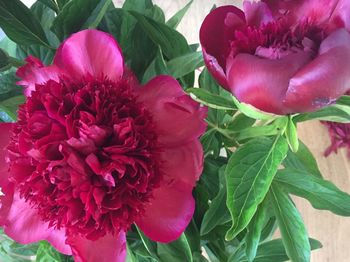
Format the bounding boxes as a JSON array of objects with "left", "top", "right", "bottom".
[
  {"left": 231, "top": 19, "right": 324, "bottom": 59},
  {"left": 7, "top": 77, "right": 161, "bottom": 240}
]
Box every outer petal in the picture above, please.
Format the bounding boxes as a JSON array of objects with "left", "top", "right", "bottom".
[
  {"left": 243, "top": 1, "right": 274, "bottom": 27},
  {"left": 68, "top": 232, "right": 126, "bottom": 262},
  {"left": 226, "top": 51, "right": 313, "bottom": 114},
  {"left": 200, "top": 6, "right": 246, "bottom": 88},
  {"left": 284, "top": 29, "right": 350, "bottom": 112},
  {"left": 136, "top": 179, "right": 195, "bottom": 243},
  {"left": 136, "top": 76, "right": 207, "bottom": 146},
  {"left": 262, "top": 0, "right": 339, "bottom": 25},
  {"left": 53, "top": 29, "right": 124, "bottom": 82},
  {"left": 329, "top": 0, "right": 350, "bottom": 32},
  {"left": 160, "top": 140, "right": 203, "bottom": 187},
  {"left": 16, "top": 56, "right": 61, "bottom": 96},
  {"left": 0, "top": 191, "right": 71, "bottom": 255},
  {"left": 0, "top": 123, "right": 12, "bottom": 189}
]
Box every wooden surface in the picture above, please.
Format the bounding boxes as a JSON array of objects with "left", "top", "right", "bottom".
[{"left": 114, "top": 0, "right": 350, "bottom": 261}]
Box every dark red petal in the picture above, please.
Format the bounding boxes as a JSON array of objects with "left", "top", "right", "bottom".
[
  {"left": 16, "top": 56, "right": 61, "bottom": 96},
  {"left": 200, "top": 6, "right": 246, "bottom": 89},
  {"left": 68, "top": 231, "right": 126, "bottom": 262},
  {"left": 226, "top": 51, "right": 313, "bottom": 114},
  {"left": 160, "top": 140, "right": 203, "bottom": 187},
  {"left": 136, "top": 76, "right": 207, "bottom": 146},
  {"left": 243, "top": 1, "right": 274, "bottom": 27},
  {"left": 0, "top": 192, "right": 71, "bottom": 255},
  {"left": 136, "top": 179, "right": 195, "bottom": 243},
  {"left": 284, "top": 29, "right": 350, "bottom": 112},
  {"left": 54, "top": 29, "right": 124, "bottom": 82},
  {"left": 0, "top": 123, "right": 12, "bottom": 189}
]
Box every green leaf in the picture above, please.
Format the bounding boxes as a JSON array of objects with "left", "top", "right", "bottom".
[
  {"left": 275, "top": 169, "right": 350, "bottom": 216},
  {"left": 0, "top": 95, "right": 24, "bottom": 122},
  {"left": 157, "top": 234, "right": 193, "bottom": 262},
  {"left": 38, "top": 0, "right": 59, "bottom": 13},
  {"left": 129, "top": 11, "right": 191, "bottom": 59},
  {"left": 0, "top": 37, "right": 17, "bottom": 57},
  {"left": 187, "top": 88, "right": 236, "bottom": 111},
  {"left": 231, "top": 95, "right": 278, "bottom": 121},
  {"left": 245, "top": 201, "right": 268, "bottom": 262},
  {"left": 82, "top": 0, "right": 113, "bottom": 29},
  {"left": 142, "top": 46, "right": 168, "bottom": 83},
  {"left": 122, "top": 0, "right": 153, "bottom": 12},
  {"left": 0, "top": 48, "right": 11, "bottom": 72},
  {"left": 200, "top": 129, "right": 221, "bottom": 157},
  {"left": 283, "top": 141, "right": 322, "bottom": 178},
  {"left": 237, "top": 238, "right": 322, "bottom": 262},
  {"left": 145, "top": 5, "right": 165, "bottom": 23},
  {"left": 36, "top": 241, "right": 66, "bottom": 262},
  {"left": 0, "top": 70, "right": 21, "bottom": 100},
  {"left": 56, "top": 0, "right": 70, "bottom": 10},
  {"left": 227, "top": 114, "right": 256, "bottom": 132},
  {"left": 225, "top": 136, "right": 289, "bottom": 240},
  {"left": 126, "top": 244, "right": 137, "bottom": 262},
  {"left": 201, "top": 166, "right": 231, "bottom": 236},
  {"left": 136, "top": 226, "right": 159, "bottom": 259},
  {"left": 294, "top": 96, "right": 350, "bottom": 123},
  {"left": 52, "top": 0, "right": 107, "bottom": 40},
  {"left": 166, "top": 0, "right": 193, "bottom": 29},
  {"left": 285, "top": 117, "right": 299, "bottom": 152},
  {"left": 0, "top": 0, "right": 50, "bottom": 47},
  {"left": 269, "top": 185, "right": 311, "bottom": 262},
  {"left": 167, "top": 51, "right": 204, "bottom": 79}
]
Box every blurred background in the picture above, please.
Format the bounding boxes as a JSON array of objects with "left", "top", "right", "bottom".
[{"left": 15, "top": 0, "right": 350, "bottom": 261}]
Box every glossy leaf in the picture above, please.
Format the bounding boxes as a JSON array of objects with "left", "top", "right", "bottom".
[
  {"left": 135, "top": 226, "right": 159, "bottom": 260},
  {"left": 36, "top": 241, "right": 66, "bottom": 262},
  {"left": 0, "top": 0, "right": 50, "bottom": 47},
  {"left": 275, "top": 169, "right": 350, "bottom": 216},
  {"left": 130, "top": 11, "right": 191, "bottom": 59},
  {"left": 122, "top": 0, "right": 153, "bottom": 12},
  {"left": 166, "top": 0, "right": 193, "bottom": 29},
  {"left": 245, "top": 201, "right": 268, "bottom": 262},
  {"left": 38, "top": 0, "right": 59, "bottom": 13},
  {"left": 283, "top": 141, "right": 322, "bottom": 178},
  {"left": 167, "top": 51, "right": 204, "bottom": 79},
  {"left": 157, "top": 234, "right": 193, "bottom": 262},
  {"left": 269, "top": 185, "right": 310, "bottom": 262},
  {"left": 0, "top": 95, "right": 24, "bottom": 122},
  {"left": 285, "top": 117, "right": 299, "bottom": 152},
  {"left": 0, "top": 48, "right": 10, "bottom": 72},
  {"left": 225, "top": 136, "right": 288, "bottom": 240},
  {"left": 187, "top": 88, "right": 236, "bottom": 111},
  {"left": 142, "top": 46, "right": 168, "bottom": 83}
]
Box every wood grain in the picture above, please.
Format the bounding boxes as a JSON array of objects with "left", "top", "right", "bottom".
[{"left": 114, "top": 1, "right": 350, "bottom": 261}]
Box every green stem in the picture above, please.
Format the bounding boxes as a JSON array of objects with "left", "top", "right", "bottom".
[{"left": 8, "top": 57, "right": 25, "bottom": 67}]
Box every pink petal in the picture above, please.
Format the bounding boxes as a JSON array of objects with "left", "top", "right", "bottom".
[
  {"left": 16, "top": 56, "right": 61, "bottom": 96},
  {"left": 53, "top": 29, "right": 124, "bottom": 82},
  {"left": 262, "top": 0, "right": 339, "bottom": 25},
  {"left": 284, "top": 29, "right": 350, "bottom": 112},
  {"left": 160, "top": 140, "right": 203, "bottom": 187},
  {"left": 0, "top": 123, "right": 12, "bottom": 189},
  {"left": 200, "top": 6, "right": 246, "bottom": 88},
  {"left": 243, "top": 1, "right": 274, "bottom": 27},
  {"left": 68, "top": 231, "right": 126, "bottom": 262},
  {"left": 136, "top": 179, "right": 195, "bottom": 243},
  {"left": 136, "top": 76, "right": 207, "bottom": 146},
  {"left": 226, "top": 51, "right": 313, "bottom": 114},
  {"left": 0, "top": 191, "right": 71, "bottom": 255},
  {"left": 329, "top": 0, "right": 350, "bottom": 32}
]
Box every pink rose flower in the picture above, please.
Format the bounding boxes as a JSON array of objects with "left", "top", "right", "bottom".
[
  {"left": 0, "top": 29, "right": 207, "bottom": 262},
  {"left": 200, "top": 0, "right": 350, "bottom": 114}
]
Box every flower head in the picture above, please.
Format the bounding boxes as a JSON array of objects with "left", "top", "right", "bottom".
[
  {"left": 0, "top": 29, "right": 207, "bottom": 262},
  {"left": 200, "top": 0, "right": 350, "bottom": 114}
]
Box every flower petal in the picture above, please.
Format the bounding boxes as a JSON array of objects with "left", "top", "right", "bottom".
[
  {"left": 200, "top": 6, "right": 245, "bottom": 88},
  {"left": 243, "top": 1, "right": 274, "bottom": 27},
  {"left": 160, "top": 140, "right": 203, "bottom": 187},
  {"left": 226, "top": 51, "right": 313, "bottom": 114},
  {"left": 262, "top": 0, "right": 339, "bottom": 25},
  {"left": 284, "top": 29, "right": 350, "bottom": 112},
  {"left": 136, "top": 76, "right": 207, "bottom": 146},
  {"left": 136, "top": 179, "right": 195, "bottom": 243},
  {"left": 68, "top": 232, "right": 126, "bottom": 262},
  {"left": 53, "top": 29, "right": 124, "bottom": 82},
  {"left": 0, "top": 123, "right": 12, "bottom": 189},
  {"left": 0, "top": 191, "right": 71, "bottom": 255},
  {"left": 329, "top": 0, "right": 350, "bottom": 32},
  {"left": 16, "top": 56, "right": 61, "bottom": 96}
]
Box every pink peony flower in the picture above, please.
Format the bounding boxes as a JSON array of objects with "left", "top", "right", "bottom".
[
  {"left": 199, "top": 0, "right": 350, "bottom": 115},
  {"left": 0, "top": 29, "right": 207, "bottom": 262}
]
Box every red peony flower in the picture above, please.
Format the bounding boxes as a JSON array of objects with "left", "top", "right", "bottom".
[
  {"left": 0, "top": 29, "right": 207, "bottom": 262},
  {"left": 199, "top": 0, "right": 350, "bottom": 115}
]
